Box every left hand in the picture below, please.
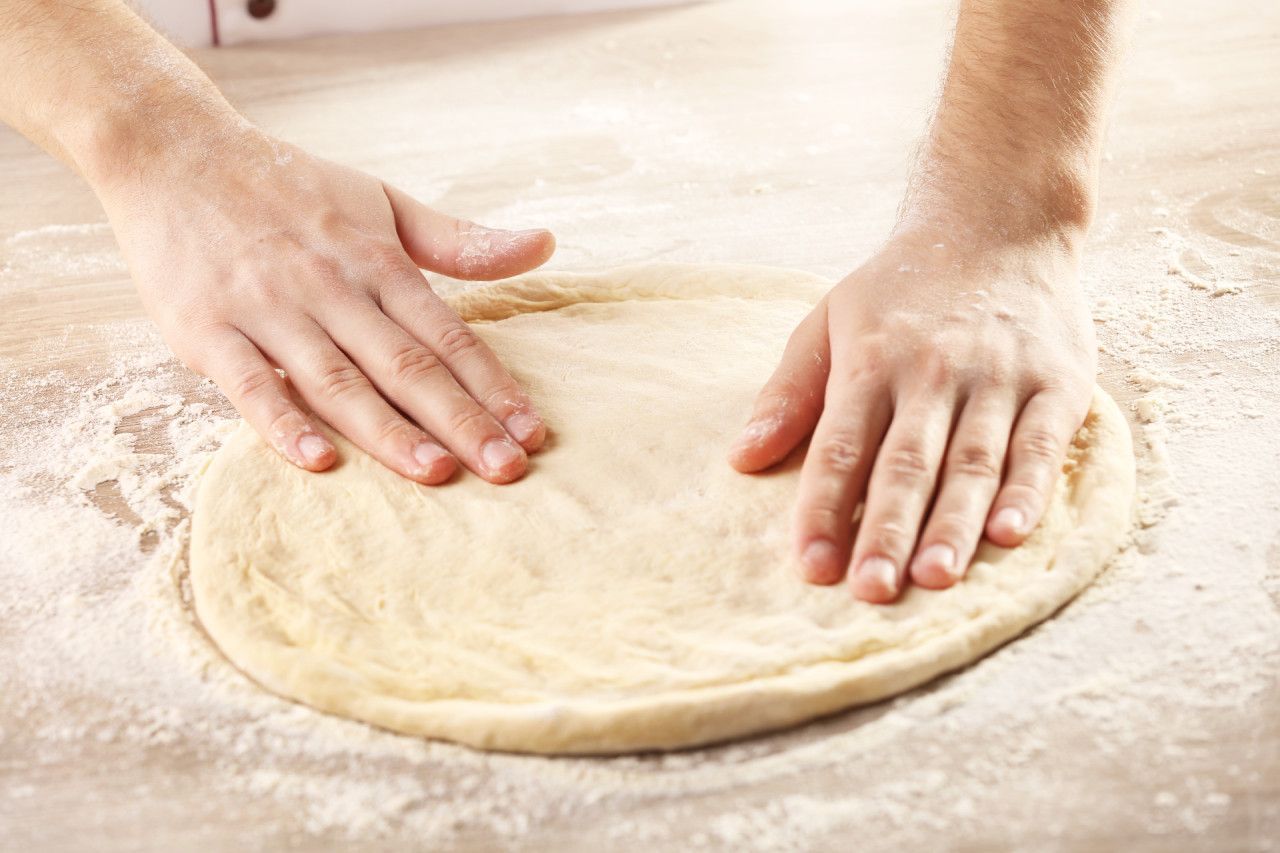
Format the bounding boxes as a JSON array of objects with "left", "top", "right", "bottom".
[{"left": 729, "top": 224, "right": 1097, "bottom": 602}]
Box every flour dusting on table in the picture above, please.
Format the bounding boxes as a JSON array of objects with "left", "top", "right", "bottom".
[
  {"left": 2, "top": 0, "right": 1279, "bottom": 844},
  {"left": 1, "top": 216, "right": 1277, "bottom": 848}
]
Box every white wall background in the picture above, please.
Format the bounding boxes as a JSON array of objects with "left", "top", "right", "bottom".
[{"left": 132, "top": 0, "right": 692, "bottom": 46}]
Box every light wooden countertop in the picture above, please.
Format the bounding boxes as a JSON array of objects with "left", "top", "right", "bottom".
[{"left": 1, "top": 1, "right": 1277, "bottom": 849}]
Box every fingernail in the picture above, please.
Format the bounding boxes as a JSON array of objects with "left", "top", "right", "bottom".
[
  {"left": 297, "top": 433, "right": 331, "bottom": 466},
  {"left": 799, "top": 539, "right": 839, "bottom": 583},
  {"left": 413, "top": 441, "right": 450, "bottom": 474},
  {"left": 504, "top": 412, "right": 542, "bottom": 444},
  {"left": 918, "top": 543, "right": 959, "bottom": 579},
  {"left": 858, "top": 557, "right": 899, "bottom": 597},
  {"left": 993, "top": 507, "right": 1027, "bottom": 535},
  {"left": 481, "top": 437, "right": 524, "bottom": 476}
]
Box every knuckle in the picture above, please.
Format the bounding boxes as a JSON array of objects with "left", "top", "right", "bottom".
[
  {"left": 315, "top": 362, "right": 369, "bottom": 402},
  {"left": 315, "top": 206, "right": 345, "bottom": 233},
  {"left": 445, "top": 404, "right": 491, "bottom": 437},
  {"left": 948, "top": 443, "right": 1002, "bottom": 479},
  {"left": 865, "top": 519, "right": 913, "bottom": 557},
  {"left": 230, "top": 368, "right": 278, "bottom": 404},
  {"left": 373, "top": 416, "right": 413, "bottom": 446},
  {"left": 917, "top": 349, "right": 953, "bottom": 389},
  {"left": 239, "top": 278, "right": 287, "bottom": 311},
  {"left": 880, "top": 446, "right": 933, "bottom": 483},
  {"left": 302, "top": 253, "right": 343, "bottom": 287},
  {"left": 818, "top": 434, "right": 865, "bottom": 476},
  {"left": 435, "top": 323, "right": 483, "bottom": 362},
  {"left": 1017, "top": 427, "right": 1063, "bottom": 464},
  {"left": 978, "top": 362, "right": 1014, "bottom": 388},
  {"left": 387, "top": 343, "right": 444, "bottom": 386},
  {"left": 846, "top": 339, "right": 889, "bottom": 383},
  {"left": 1035, "top": 380, "right": 1093, "bottom": 419},
  {"left": 478, "top": 385, "right": 523, "bottom": 416},
  {"left": 370, "top": 277, "right": 409, "bottom": 313},
  {"left": 1037, "top": 367, "right": 1087, "bottom": 392}
]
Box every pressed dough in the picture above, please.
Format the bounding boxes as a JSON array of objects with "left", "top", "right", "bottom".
[{"left": 189, "top": 263, "right": 1136, "bottom": 755}]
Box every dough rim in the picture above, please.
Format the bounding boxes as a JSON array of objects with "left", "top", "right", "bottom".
[{"left": 189, "top": 263, "right": 1136, "bottom": 755}]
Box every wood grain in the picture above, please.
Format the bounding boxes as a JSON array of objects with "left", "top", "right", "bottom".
[{"left": 1, "top": 1, "right": 1277, "bottom": 849}]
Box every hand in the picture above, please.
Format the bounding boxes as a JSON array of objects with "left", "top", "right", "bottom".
[
  {"left": 98, "top": 123, "right": 554, "bottom": 485},
  {"left": 729, "top": 225, "right": 1096, "bottom": 602}
]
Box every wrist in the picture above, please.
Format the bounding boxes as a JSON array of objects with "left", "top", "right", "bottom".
[
  {"left": 897, "top": 150, "right": 1097, "bottom": 254},
  {"left": 67, "top": 82, "right": 247, "bottom": 195}
]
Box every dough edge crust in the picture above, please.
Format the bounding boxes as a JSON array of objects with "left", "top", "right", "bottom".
[{"left": 189, "top": 262, "right": 1136, "bottom": 755}]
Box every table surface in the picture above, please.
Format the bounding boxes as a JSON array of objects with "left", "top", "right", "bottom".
[{"left": 1, "top": 1, "right": 1277, "bottom": 850}]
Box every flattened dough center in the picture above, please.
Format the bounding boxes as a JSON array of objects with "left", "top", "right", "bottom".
[{"left": 189, "top": 263, "right": 1135, "bottom": 754}]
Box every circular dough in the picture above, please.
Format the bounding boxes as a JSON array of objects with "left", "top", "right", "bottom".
[{"left": 189, "top": 263, "right": 1135, "bottom": 754}]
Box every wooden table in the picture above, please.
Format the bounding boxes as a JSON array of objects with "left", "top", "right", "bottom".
[{"left": 2, "top": 1, "right": 1277, "bottom": 849}]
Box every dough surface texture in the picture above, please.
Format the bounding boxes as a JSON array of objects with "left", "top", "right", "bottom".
[{"left": 189, "top": 263, "right": 1135, "bottom": 754}]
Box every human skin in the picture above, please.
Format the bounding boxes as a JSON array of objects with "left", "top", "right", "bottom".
[
  {"left": 1, "top": 1, "right": 1131, "bottom": 604},
  {"left": 0, "top": 0, "right": 555, "bottom": 485},
  {"left": 730, "top": 0, "right": 1136, "bottom": 602}
]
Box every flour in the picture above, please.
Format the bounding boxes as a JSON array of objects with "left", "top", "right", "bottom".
[
  {"left": 3, "top": 203, "right": 1278, "bottom": 847},
  {"left": 1159, "top": 229, "right": 1250, "bottom": 297},
  {"left": 4, "top": 2, "right": 1280, "bottom": 842},
  {"left": 1, "top": 222, "right": 125, "bottom": 282}
]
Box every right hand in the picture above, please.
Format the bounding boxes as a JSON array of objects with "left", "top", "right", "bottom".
[{"left": 96, "top": 124, "right": 555, "bottom": 485}]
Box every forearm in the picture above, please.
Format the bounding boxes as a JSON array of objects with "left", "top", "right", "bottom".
[
  {"left": 0, "top": 0, "right": 242, "bottom": 188},
  {"left": 902, "top": 0, "right": 1136, "bottom": 242}
]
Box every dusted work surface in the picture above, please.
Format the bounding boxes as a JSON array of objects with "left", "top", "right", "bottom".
[
  {"left": 1, "top": 0, "right": 1277, "bottom": 849},
  {"left": 188, "top": 265, "right": 1133, "bottom": 755}
]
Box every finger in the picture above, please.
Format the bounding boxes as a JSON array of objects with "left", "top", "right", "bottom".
[
  {"left": 194, "top": 325, "right": 338, "bottom": 472},
  {"left": 986, "top": 391, "right": 1087, "bottom": 547},
  {"left": 322, "top": 302, "right": 528, "bottom": 484},
  {"left": 379, "top": 276, "right": 546, "bottom": 453},
  {"left": 790, "top": 379, "right": 891, "bottom": 586},
  {"left": 383, "top": 183, "right": 555, "bottom": 281},
  {"left": 259, "top": 321, "right": 458, "bottom": 485},
  {"left": 909, "top": 392, "right": 1016, "bottom": 589},
  {"left": 850, "top": 397, "right": 954, "bottom": 603},
  {"left": 729, "top": 301, "right": 829, "bottom": 473}
]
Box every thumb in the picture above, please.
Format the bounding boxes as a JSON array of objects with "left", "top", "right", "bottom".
[
  {"left": 728, "top": 300, "right": 830, "bottom": 473},
  {"left": 383, "top": 183, "right": 556, "bottom": 281}
]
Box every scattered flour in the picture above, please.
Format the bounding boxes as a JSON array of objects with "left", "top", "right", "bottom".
[
  {"left": 2, "top": 18, "right": 1279, "bottom": 843},
  {"left": 1, "top": 222, "right": 126, "bottom": 282},
  {"left": 1158, "top": 228, "right": 1249, "bottom": 297},
  {"left": 2, "top": 203, "right": 1278, "bottom": 848}
]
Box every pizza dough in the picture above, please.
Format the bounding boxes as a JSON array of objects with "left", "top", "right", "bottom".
[{"left": 189, "top": 263, "right": 1135, "bottom": 754}]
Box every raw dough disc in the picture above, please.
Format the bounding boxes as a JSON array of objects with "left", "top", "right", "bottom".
[{"left": 189, "top": 263, "right": 1135, "bottom": 754}]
